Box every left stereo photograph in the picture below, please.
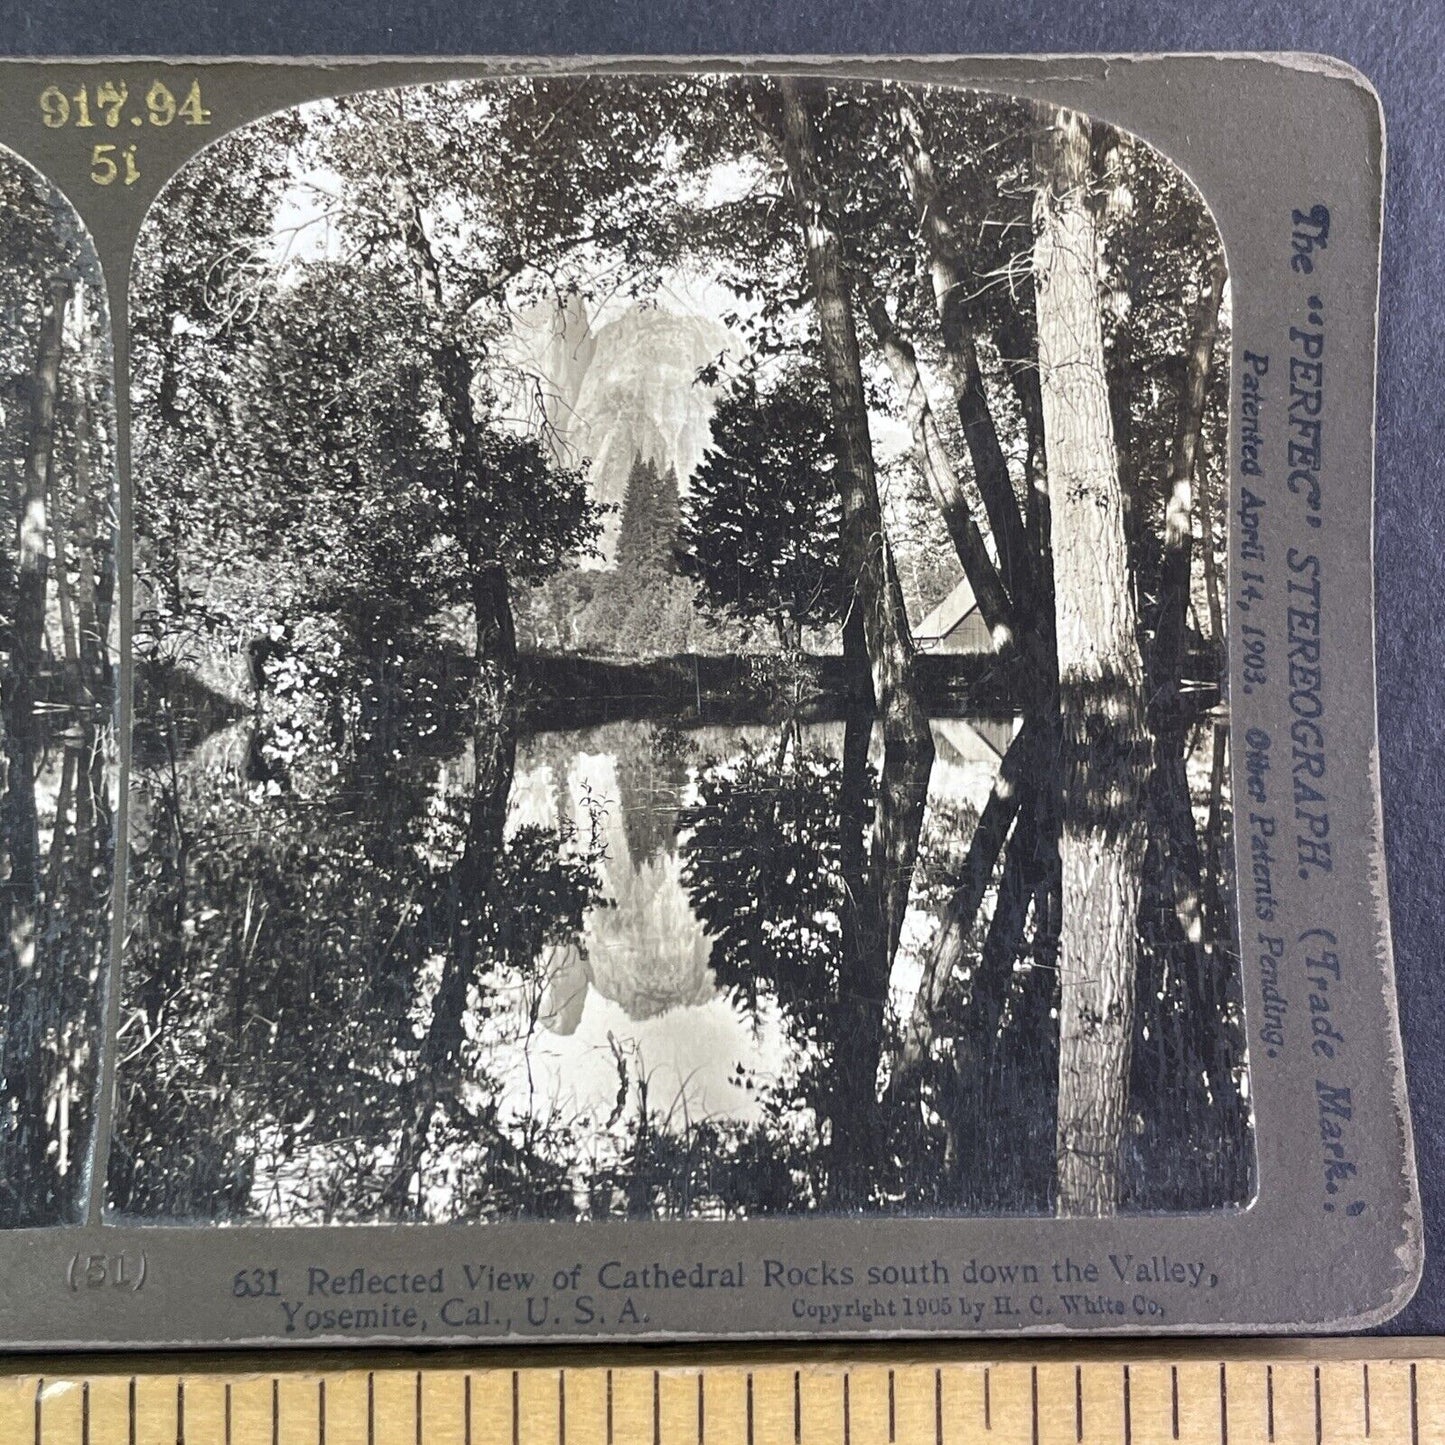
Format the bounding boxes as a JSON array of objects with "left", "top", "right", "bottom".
[{"left": 0, "top": 145, "right": 117, "bottom": 1231}]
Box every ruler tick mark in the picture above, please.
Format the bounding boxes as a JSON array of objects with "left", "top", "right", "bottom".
[
  {"left": 697, "top": 1373, "right": 705, "bottom": 1445},
  {"left": 465, "top": 1375, "right": 472, "bottom": 1445},
  {"left": 82, "top": 1379, "right": 90, "bottom": 1445},
  {"left": 272, "top": 1377, "right": 280, "bottom": 1445},
  {"left": 512, "top": 1370, "right": 520, "bottom": 1445},
  {"left": 1076, "top": 1364, "right": 1084, "bottom": 1442},
  {"left": 794, "top": 1370, "right": 801, "bottom": 1444},
  {"left": 607, "top": 1370, "right": 614, "bottom": 1445},
  {"left": 33, "top": 1375, "right": 41, "bottom": 1445},
  {"left": 1220, "top": 1363, "right": 1228, "bottom": 1445},
  {"left": 1314, "top": 1366, "right": 1322, "bottom": 1445},
  {"left": 747, "top": 1373, "right": 755, "bottom": 1445},
  {"left": 130, "top": 1377, "right": 138, "bottom": 1445},
  {"left": 417, "top": 1371, "right": 424, "bottom": 1445},
  {"left": 1410, "top": 1363, "right": 1419, "bottom": 1445},
  {"left": 845, "top": 1373, "right": 852, "bottom": 1445},
  {"left": 1267, "top": 1366, "right": 1275, "bottom": 1443},
  {"left": 223, "top": 1382, "right": 231, "bottom": 1445},
  {"left": 985, "top": 1367, "right": 992, "bottom": 1431},
  {"left": 178, "top": 1378, "right": 186, "bottom": 1445},
  {"left": 654, "top": 1369, "right": 661, "bottom": 1445},
  {"left": 1124, "top": 1365, "right": 1133, "bottom": 1445},
  {"left": 1172, "top": 1366, "right": 1180, "bottom": 1439},
  {"left": 560, "top": 1369, "right": 567, "bottom": 1445},
  {"left": 888, "top": 1369, "right": 896, "bottom": 1443},
  {"left": 1362, "top": 1364, "right": 1371, "bottom": 1437},
  {"left": 319, "top": 1378, "right": 326, "bottom": 1445},
  {"left": 1032, "top": 1366, "right": 1040, "bottom": 1445},
  {"left": 367, "top": 1372, "right": 375, "bottom": 1445},
  {"left": 936, "top": 1367, "right": 944, "bottom": 1445}
]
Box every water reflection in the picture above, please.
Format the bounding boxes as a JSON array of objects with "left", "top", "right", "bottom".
[
  {"left": 441, "top": 719, "right": 1005, "bottom": 1150},
  {"left": 112, "top": 642, "right": 1250, "bottom": 1226},
  {"left": 112, "top": 703, "right": 1030, "bottom": 1223}
]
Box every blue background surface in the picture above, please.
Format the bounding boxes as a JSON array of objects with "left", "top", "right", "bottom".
[{"left": 1, "top": 0, "right": 1439, "bottom": 1335}]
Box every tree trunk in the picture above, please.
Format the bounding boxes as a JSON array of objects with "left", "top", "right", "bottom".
[
  {"left": 1132, "top": 714, "right": 1249, "bottom": 1209},
  {"left": 8, "top": 273, "right": 70, "bottom": 725},
  {"left": 830, "top": 708, "right": 934, "bottom": 1209},
  {"left": 897, "top": 105, "right": 1035, "bottom": 613},
  {"left": 395, "top": 182, "right": 523, "bottom": 699},
  {"left": 1197, "top": 451, "right": 1225, "bottom": 653},
  {"left": 1153, "top": 252, "right": 1227, "bottom": 708},
  {"left": 50, "top": 446, "right": 80, "bottom": 696},
  {"left": 863, "top": 296, "right": 1018, "bottom": 648},
  {"left": 891, "top": 717, "right": 1040, "bottom": 1085},
  {"left": 387, "top": 701, "right": 519, "bottom": 1217},
  {"left": 995, "top": 313, "right": 1048, "bottom": 536},
  {"left": 996, "top": 308, "right": 1061, "bottom": 695},
  {"left": 472, "top": 563, "right": 518, "bottom": 673},
  {"left": 155, "top": 341, "right": 187, "bottom": 617},
  {"left": 941, "top": 778, "right": 1043, "bottom": 1196},
  {"left": 954, "top": 336, "right": 1034, "bottom": 609},
  {"left": 1092, "top": 129, "right": 1148, "bottom": 633},
  {"left": 1204, "top": 718, "right": 1227, "bottom": 945},
  {"left": 829, "top": 711, "right": 883, "bottom": 1207},
  {"left": 776, "top": 79, "right": 923, "bottom": 733},
  {"left": 70, "top": 357, "right": 103, "bottom": 699},
  {"left": 1033, "top": 108, "right": 1149, "bottom": 1218}
]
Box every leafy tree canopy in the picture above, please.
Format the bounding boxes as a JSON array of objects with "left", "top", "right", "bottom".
[{"left": 678, "top": 369, "right": 848, "bottom": 645}]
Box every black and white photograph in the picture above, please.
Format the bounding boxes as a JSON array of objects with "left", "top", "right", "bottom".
[
  {"left": 109, "top": 74, "right": 1253, "bottom": 1227},
  {"left": 0, "top": 145, "right": 117, "bottom": 1228}
]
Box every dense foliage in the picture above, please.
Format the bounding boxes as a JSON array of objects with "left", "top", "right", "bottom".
[{"left": 679, "top": 371, "right": 848, "bottom": 648}]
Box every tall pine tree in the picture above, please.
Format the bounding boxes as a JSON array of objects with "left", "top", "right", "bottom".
[
  {"left": 615, "top": 453, "right": 681, "bottom": 577},
  {"left": 583, "top": 453, "right": 708, "bottom": 656}
]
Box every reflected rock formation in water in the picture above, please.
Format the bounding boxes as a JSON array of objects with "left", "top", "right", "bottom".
[
  {"left": 513, "top": 741, "right": 715, "bottom": 1036},
  {"left": 569, "top": 751, "right": 715, "bottom": 1021}
]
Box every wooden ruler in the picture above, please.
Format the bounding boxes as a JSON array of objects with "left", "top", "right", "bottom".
[{"left": 2, "top": 1344, "right": 1442, "bottom": 1445}]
